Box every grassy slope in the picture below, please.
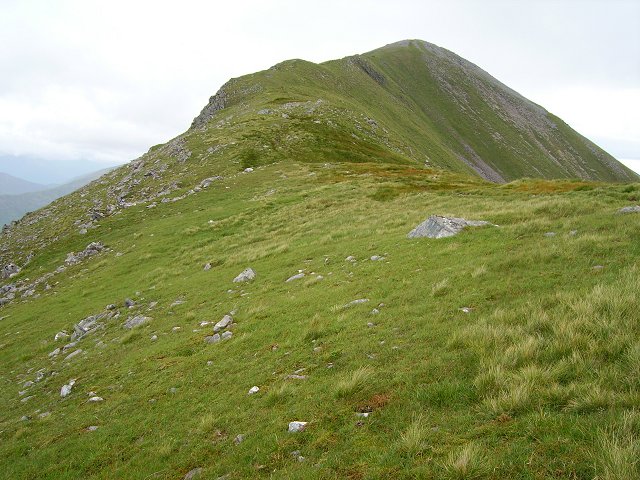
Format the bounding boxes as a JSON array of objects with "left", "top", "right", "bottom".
[{"left": 1, "top": 160, "right": 639, "bottom": 479}]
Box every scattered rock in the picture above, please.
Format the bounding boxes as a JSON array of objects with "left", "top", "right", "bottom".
[
  {"left": 371, "top": 308, "right": 380, "bottom": 315},
  {"left": 618, "top": 205, "right": 640, "bottom": 214},
  {"left": 213, "top": 315, "right": 233, "bottom": 333},
  {"left": 38, "top": 412, "right": 51, "bottom": 419},
  {"left": 233, "top": 268, "right": 256, "bottom": 283},
  {"left": 60, "top": 379, "right": 76, "bottom": 397},
  {"left": 345, "top": 256, "right": 356, "bottom": 262},
  {"left": 205, "top": 334, "right": 221, "bottom": 344},
  {"left": 1, "top": 263, "right": 20, "bottom": 279},
  {"left": 248, "top": 386, "right": 260, "bottom": 395},
  {"left": 124, "top": 298, "right": 136, "bottom": 308},
  {"left": 291, "top": 450, "right": 305, "bottom": 462},
  {"left": 234, "top": 434, "right": 245, "bottom": 444},
  {"left": 244, "top": 167, "right": 254, "bottom": 173},
  {"left": 123, "top": 316, "right": 150, "bottom": 329},
  {"left": 221, "top": 331, "right": 233, "bottom": 340},
  {"left": 206, "top": 360, "right": 214, "bottom": 366},
  {"left": 172, "top": 326, "right": 181, "bottom": 332},
  {"left": 203, "top": 263, "right": 212, "bottom": 271},
  {"left": 370, "top": 255, "right": 385, "bottom": 261},
  {"left": 106, "top": 304, "right": 117, "bottom": 310},
  {"left": 459, "top": 307, "right": 472, "bottom": 314},
  {"left": 288, "top": 421, "right": 307, "bottom": 433},
  {"left": 356, "top": 412, "right": 370, "bottom": 418},
  {"left": 48, "top": 348, "right": 61, "bottom": 358},
  {"left": 65, "top": 242, "right": 105, "bottom": 265},
  {"left": 286, "top": 374, "right": 307, "bottom": 380},
  {"left": 88, "top": 396, "right": 104, "bottom": 402},
  {"left": 285, "top": 273, "right": 305, "bottom": 282},
  {"left": 543, "top": 232, "right": 556, "bottom": 237},
  {"left": 407, "top": 215, "right": 491, "bottom": 239},
  {"left": 150, "top": 335, "right": 158, "bottom": 341},
  {"left": 592, "top": 265, "right": 605, "bottom": 271},
  {"left": 20, "top": 415, "right": 30, "bottom": 421},
  {"left": 86, "top": 425, "right": 99, "bottom": 432}
]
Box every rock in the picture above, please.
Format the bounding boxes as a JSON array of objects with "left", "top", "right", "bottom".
[
  {"left": 544, "top": 232, "right": 556, "bottom": 237},
  {"left": 356, "top": 412, "right": 370, "bottom": 418},
  {"left": 172, "top": 326, "right": 181, "bottom": 332},
  {"left": 248, "top": 386, "right": 260, "bottom": 395},
  {"left": 184, "top": 468, "right": 203, "bottom": 480},
  {"left": 233, "top": 268, "right": 256, "bottom": 283},
  {"left": 288, "top": 421, "right": 307, "bottom": 433},
  {"left": 23, "top": 380, "right": 34, "bottom": 388},
  {"left": 203, "top": 263, "right": 212, "bottom": 271},
  {"left": 86, "top": 425, "right": 99, "bottom": 432},
  {"left": 592, "top": 265, "right": 605, "bottom": 271},
  {"left": 48, "top": 348, "right": 61, "bottom": 358},
  {"left": 123, "top": 316, "right": 149, "bottom": 329},
  {"left": 206, "top": 361, "right": 214, "bottom": 366},
  {"left": 20, "top": 415, "right": 30, "bottom": 421},
  {"left": 459, "top": 307, "right": 472, "bottom": 313},
  {"left": 21, "top": 395, "right": 34, "bottom": 403},
  {"left": 371, "top": 308, "right": 380, "bottom": 315},
  {"left": 72, "top": 315, "right": 103, "bottom": 340},
  {"left": 345, "top": 298, "right": 370, "bottom": 308},
  {"left": 88, "top": 396, "right": 104, "bottom": 402},
  {"left": 244, "top": 167, "right": 254, "bottom": 173},
  {"left": 106, "top": 304, "right": 117, "bottom": 310},
  {"left": 286, "top": 374, "right": 307, "bottom": 380},
  {"left": 60, "top": 379, "right": 76, "bottom": 397},
  {"left": 370, "top": 255, "right": 385, "bottom": 261},
  {"left": 367, "top": 322, "right": 375, "bottom": 328},
  {"left": 292, "top": 450, "right": 305, "bottom": 462},
  {"left": 213, "top": 314, "right": 233, "bottom": 332},
  {"left": 54, "top": 331, "right": 69, "bottom": 341},
  {"left": 234, "top": 434, "right": 245, "bottom": 444},
  {"left": 38, "top": 411, "right": 51, "bottom": 419},
  {"left": 205, "top": 334, "right": 221, "bottom": 344},
  {"left": 221, "top": 331, "right": 233, "bottom": 340},
  {"left": 407, "top": 215, "right": 490, "bottom": 239},
  {"left": 618, "top": 205, "right": 640, "bottom": 214},
  {"left": 345, "top": 255, "right": 356, "bottom": 262},
  {"left": 285, "top": 273, "right": 305, "bottom": 282},
  {"left": 1, "top": 263, "right": 20, "bottom": 279},
  {"left": 124, "top": 298, "right": 135, "bottom": 308},
  {"left": 64, "top": 349, "right": 83, "bottom": 361},
  {"left": 150, "top": 335, "right": 158, "bottom": 341},
  {"left": 569, "top": 230, "right": 578, "bottom": 236}
]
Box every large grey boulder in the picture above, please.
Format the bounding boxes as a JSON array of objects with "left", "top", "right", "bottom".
[
  {"left": 618, "top": 205, "right": 640, "bottom": 214},
  {"left": 233, "top": 268, "right": 256, "bottom": 283},
  {"left": 407, "top": 215, "right": 490, "bottom": 239}
]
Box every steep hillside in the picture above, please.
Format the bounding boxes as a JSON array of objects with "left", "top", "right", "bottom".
[{"left": 0, "top": 40, "right": 639, "bottom": 479}]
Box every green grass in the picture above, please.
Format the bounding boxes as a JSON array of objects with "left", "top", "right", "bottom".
[{"left": 0, "top": 159, "right": 639, "bottom": 479}]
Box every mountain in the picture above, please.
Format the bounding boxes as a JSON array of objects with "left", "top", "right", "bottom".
[
  {"left": 0, "top": 40, "right": 639, "bottom": 479},
  {"left": 0, "top": 172, "right": 48, "bottom": 195},
  {"left": 0, "top": 168, "right": 115, "bottom": 226}
]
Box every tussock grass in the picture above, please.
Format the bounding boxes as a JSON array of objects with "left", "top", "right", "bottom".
[
  {"left": 593, "top": 411, "right": 640, "bottom": 480},
  {"left": 335, "top": 366, "right": 374, "bottom": 398},
  {"left": 443, "top": 442, "right": 487, "bottom": 479},
  {"left": 398, "top": 414, "right": 429, "bottom": 455}
]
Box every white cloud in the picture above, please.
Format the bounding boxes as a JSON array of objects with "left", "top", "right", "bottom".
[{"left": 0, "top": 0, "right": 638, "bottom": 169}]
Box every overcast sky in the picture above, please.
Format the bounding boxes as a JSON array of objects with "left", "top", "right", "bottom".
[{"left": 1, "top": 0, "right": 639, "bottom": 182}]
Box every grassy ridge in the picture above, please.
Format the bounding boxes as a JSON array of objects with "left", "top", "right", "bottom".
[{"left": 1, "top": 161, "right": 639, "bottom": 479}]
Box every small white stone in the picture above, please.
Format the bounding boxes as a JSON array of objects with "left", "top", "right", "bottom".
[
  {"left": 288, "top": 421, "right": 307, "bottom": 433},
  {"left": 60, "top": 379, "right": 76, "bottom": 397},
  {"left": 248, "top": 386, "right": 260, "bottom": 395},
  {"left": 88, "top": 396, "right": 104, "bottom": 402},
  {"left": 150, "top": 335, "right": 158, "bottom": 341}
]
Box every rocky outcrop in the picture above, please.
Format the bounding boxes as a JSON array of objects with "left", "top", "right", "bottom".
[{"left": 407, "top": 215, "right": 491, "bottom": 239}]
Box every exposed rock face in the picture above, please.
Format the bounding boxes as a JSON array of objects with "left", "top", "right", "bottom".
[
  {"left": 233, "top": 268, "right": 256, "bottom": 283},
  {"left": 213, "top": 315, "right": 233, "bottom": 333},
  {"left": 191, "top": 87, "right": 228, "bottom": 129},
  {"left": 407, "top": 215, "right": 490, "bottom": 239}
]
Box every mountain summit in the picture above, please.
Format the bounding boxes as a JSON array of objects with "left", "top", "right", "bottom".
[{"left": 189, "top": 39, "right": 635, "bottom": 182}]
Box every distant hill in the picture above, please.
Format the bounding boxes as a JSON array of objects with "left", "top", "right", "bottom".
[
  {"left": 0, "top": 168, "right": 114, "bottom": 226},
  {"left": 0, "top": 172, "right": 48, "bottom": 195}
]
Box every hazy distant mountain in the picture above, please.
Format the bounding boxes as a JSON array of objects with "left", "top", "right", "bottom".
[
  {"left": 0, "top": 172, "right": 49, "bottom": 195},
  {"left": 0, "top": 155, "right": 123, "bottom": 185},
  {"left": 0, "top": 168, "right": 114, "bottom": 226}
]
